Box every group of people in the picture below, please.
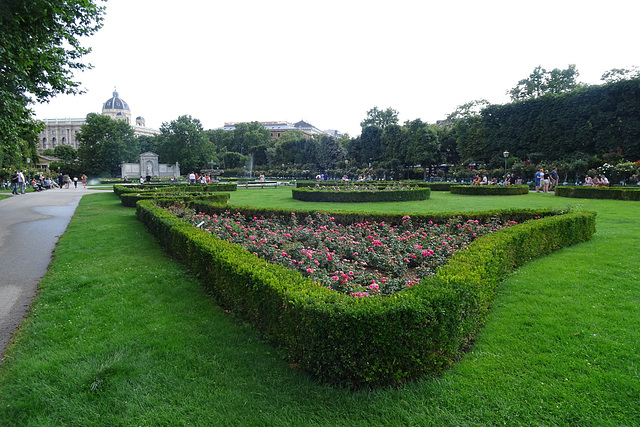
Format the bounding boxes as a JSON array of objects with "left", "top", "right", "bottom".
[
  {"left": 584, "top": 174, "right": 609, "bottom": 187},
  {"left": 9, "top": 171, "right": 86, "bottom": 194},
  {"left": 186, "top": 172, "right": 214, "bottom": 184},
  {"left": 472, "top": 174, "right": 521, "bottom": 186},
  {"left": 534, "top": 168, "right": 559, "bottom": 193}
]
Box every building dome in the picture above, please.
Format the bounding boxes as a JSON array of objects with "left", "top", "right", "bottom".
[
  {"left": 103, "top": 90, "right": 130, "bottom": 111},
  {"left": 102, "top": 88, "right": 131, "bottom": 123}
]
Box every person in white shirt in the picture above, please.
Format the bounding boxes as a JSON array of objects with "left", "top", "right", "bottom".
[{"left": 17, "top": 170, "right": 25, "bottom": 194}]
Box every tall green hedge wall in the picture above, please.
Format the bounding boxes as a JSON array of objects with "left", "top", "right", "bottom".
[{"left": 466, "top": 78, "right": 640, "bottom": 162}]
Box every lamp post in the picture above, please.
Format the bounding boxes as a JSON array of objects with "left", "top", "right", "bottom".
[
  {"left": 344, "top": 159, "right": 348, "bottom": 180},
  {"left": 26, "top": 157, "right": 31, "bottom": 180},
  {"left": 503, "top": 151, "right": 509, "bottom": 183}
]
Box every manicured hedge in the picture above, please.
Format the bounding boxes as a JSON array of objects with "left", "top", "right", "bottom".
[
  {"left": 416, "top": 182, "right": 455, "bottom": 191},
  {"left": 292, "top": 187, "right": 430, "bottom": 202},
  {"left": 119, "top": 192, "right": 230, "bottom": 208},
  {"left": 113, "top": 183, "right": 237, "bottom": 197},
  {"left": 555, "top": 185, "right": 640, "bottom": 201},
  {"left": 450, "top": 185, "right": 529, "bottom": 195},
  {"left": 137, "top": 200, "right": 595, "bottom": 388}
]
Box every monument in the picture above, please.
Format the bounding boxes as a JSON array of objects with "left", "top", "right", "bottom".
[{"left": 121, "top": 152, "right": 180, "bottom": 180}]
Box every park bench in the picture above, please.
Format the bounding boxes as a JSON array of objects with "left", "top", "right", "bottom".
[{"left": 242, "top": 181, "right": 279, "bottom": 189}]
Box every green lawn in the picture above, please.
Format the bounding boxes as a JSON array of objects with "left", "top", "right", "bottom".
[{"left": 0, "top": 189, "right": 638, "bottom": 426}]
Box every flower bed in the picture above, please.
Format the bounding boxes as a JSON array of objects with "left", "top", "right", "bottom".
[
  {"left": 292, "top": 183, "right": 430, "bottom": 202},
  {"left": 137, "top": 200, "right": 596, "bottom": 388},
  {"left": 450, "top": 185, "right": 529, "bottom": 195},
  {"left": 555, "top": 185, "right": 640, "bottom": 201},
  {"left": 168, "top": 207, "right": 516, "bottom": 296}
]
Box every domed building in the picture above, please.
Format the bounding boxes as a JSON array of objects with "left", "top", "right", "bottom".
[
  {"left": 37, "top": 88, "right": 159, "bottom": 151},
  {"left": 102, "top": 90, "right": 131, "bottom": 123}
]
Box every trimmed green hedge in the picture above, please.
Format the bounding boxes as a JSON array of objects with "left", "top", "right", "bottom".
[
  {"left": 450, "top": 185, "right": 529, "bottom": 195},
  {"left": 415, "top": 182, "right": 455, "bottom": 191},
  {"left": 113, "top": 183, "right": 236, "bottom": 197},
  {"left": 119, "top": 192, "right": 230, "bottom": 208},
  {"left": 555, "top": 185, "right": 640, "bottom": 201},
  {"left": 137, "top": 200, "right": 595, "bottom": 388},
  {"left": 292, "top": 187, "right": 430, "bottom": 202}
]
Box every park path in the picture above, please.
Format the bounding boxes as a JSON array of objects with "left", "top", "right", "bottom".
[{"left": 0, "top": 187, "right": 104, "bottom": 361}]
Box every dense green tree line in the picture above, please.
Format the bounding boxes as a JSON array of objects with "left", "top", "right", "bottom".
[
  {"left": 0, "top": 0, "right": 105, "bottom": 169},
  {"left": 459, "top": 77, "right": 640, "bottom": 164}
]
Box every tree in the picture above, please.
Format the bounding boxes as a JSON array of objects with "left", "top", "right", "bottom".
[
  {"left": 230, "top": 122, "right": 271, "bottom": 155},
  {"left": 272, "top": 131, "right": 315, "bottom": 167},
  {"left": 0, "top": 0, "right": 105, "bottom": 166},
  {"left": 508, "top": 65, "right": 580, "bottom": 101},
  {"left": 349, "top": 126, "right": 384, "bottom": 165},
  {"left": 52, "top": 145, "right": 78, "bottom": 161},
  {"left": 404, "top": 119, "right": 440, "bottom": 179},
  {"left": 156, "top": 115, "right": 212, "bottom": 173},
  {"left": 315, "top": 135, "right": 346, "bottom": 170},
  {"left": 360, "top": 107, "right": 399, "bottom": 130},
  {"left": 444, "top": 100, "right": 490, "bottom": 164},
  {"left": 381, "top": 124, "right": 407, "bottom": 163},
  {"left": 77, "top": 114, "right": 138, "bottom": 177},
  {"left": 137, "top": 135, "right": 159, "bottom": 154},
  {"left": 601, "top": 66, "right": 640, "bottom": 83}
]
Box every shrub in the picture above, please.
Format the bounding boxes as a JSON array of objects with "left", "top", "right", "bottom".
[
  {"left": 555, "top": 185, "right": 640, "bottom": 201},
  {"left": 136, "top": 201, "right": 595, "bottom": 388},
  {"left": 450, "top": 185, "right": 529, "bottom": 195},
  {"left": 119, "top": 192, "right": 230, "bottom": 208},
  {"left": 292, "top": 186, "right": 430, "bottom": 202}
]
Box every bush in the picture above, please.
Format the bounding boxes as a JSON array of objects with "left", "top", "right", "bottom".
[
  {"left": 113, "top": 183, "right": 236, "bottom": 198},
  {"left": 136, "top": 200, "right": 595, "bottom": 388},
  {"left": 415, "top": 182, "right": 454, "bottom": 191},
  {"left": 555, "top": 185, "right": 640, "bottom": 201},
  {"left": 292, "top": 187, "right": 430, "bottom": 203},
  {"left": 120, "top": 192, "right": 230, "bottom": 208},
  {"left": 450, "top": 185, "right": 529, "bottom": 195}
]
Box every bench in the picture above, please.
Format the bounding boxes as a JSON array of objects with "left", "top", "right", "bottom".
[{"left": 242, "top": 181, "right": 279, "bottom": 189}]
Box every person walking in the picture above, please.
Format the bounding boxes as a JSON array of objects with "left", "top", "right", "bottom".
[
  {"left": 18, "top": 170, "right": 26, "bottom": 194},
  {"left": 81, "top": 174, "right": 87, "bottom": 188},
  {"left": 535, "top": 168, "right": 544, "bottom": 192},
  {"left": 550, "top": 167, "right": 559, "bottom": 191},
  {"left": 11, "top": 171, "right": 19, "bottom": 195}
]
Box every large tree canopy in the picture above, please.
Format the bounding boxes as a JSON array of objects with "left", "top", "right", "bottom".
[
  {"left": 156, "top": 115, "right": 212, "bottom": 173},
  {"left": 508, "top": 65, "right": 580, "bottom": 101},
  {"left": 360, "top": 107, "right": 399, "bottom": 130},
  {"left": 77, "top": 114, "right": 138, "bottom": 177},
  {"left": 0, "top": 0, "right": 105, "bottom": 165}
]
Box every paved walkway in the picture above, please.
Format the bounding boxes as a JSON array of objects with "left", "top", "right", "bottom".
[{"left": 0, "top": 187, "right": 104, "bottom": 361}]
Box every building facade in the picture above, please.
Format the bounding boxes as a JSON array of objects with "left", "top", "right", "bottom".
[
  {"left": 221, "top": 120, "right": 330, "bottom": 140},
  {"left": 37, "top": 89, "right": 160, "bottom": 151}
]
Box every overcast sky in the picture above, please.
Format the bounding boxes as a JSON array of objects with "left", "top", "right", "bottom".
[{"left": 33, "top": 0, "right": 639, "bottom": 137}]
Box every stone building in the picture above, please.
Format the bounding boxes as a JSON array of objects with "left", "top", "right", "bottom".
[
  {"left": 221, "top": 120, "right": 329, "bottom": 140},
  {"left": 37, "top": 89, "right": 160, "bottom": 151},
  {"left": 120, "top": 152, "right": 180, "bottom": 180}
]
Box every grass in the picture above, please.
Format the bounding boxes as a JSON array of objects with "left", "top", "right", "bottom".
[{"left": 0, "top": 188, "right": 638, "bottom": 425}]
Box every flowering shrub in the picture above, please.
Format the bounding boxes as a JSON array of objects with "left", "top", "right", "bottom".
[
  {"left": 166, "top": 206, "right": 516, "bottom": 297},
  {"left": 307, "top": 182, "right": 416, "bottom": 192}
]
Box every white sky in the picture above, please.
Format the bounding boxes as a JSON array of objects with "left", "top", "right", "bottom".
[{"left": 33, "top": 0, "right": 639, "bottom": 137}]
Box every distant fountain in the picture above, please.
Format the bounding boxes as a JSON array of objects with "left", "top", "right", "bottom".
[{"left": 246, "top": 152, "right": 254, "bottom": 178}]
